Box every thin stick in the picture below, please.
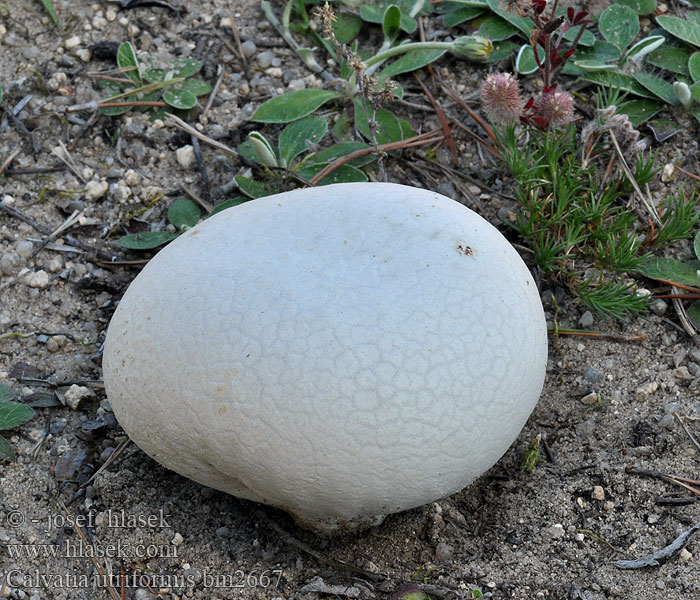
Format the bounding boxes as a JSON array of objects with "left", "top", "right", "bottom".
[
  {"left": 180, "top": 183, "right": 213, "bottom": 214},
  {"left": 673, "top": 412, "right": 700, "bottom": 454},
  {"left": 166, "top": 113, "right": 238, "bottom": 159},
  {"left": 201, "top": 64, "right": 224, "bottom": 122},
  {"left": 413, "top": 72, "right": 458, "bottom": 166},
  {"left": 547, "top": 327, "right": 646, "bottom": 342},
  {"left": 309, "top": 130, "right": 444, "bottom": 186},
  {"left": 51, "top": 141, "right": 86, "bottom": 184},
  {"left": 2, "top": 102, "right": 39, "bottom": 153},
  {"left": 0, "top": 149, "right": 20, "bottom": 176},
  {"left": 31, "top": 209, "right": 83, "bottom": 257},
  {"left": 674, "top": 163, "right": 700, "bottom": 182}
]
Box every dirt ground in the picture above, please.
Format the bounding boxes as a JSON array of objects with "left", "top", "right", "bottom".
[{"left": 2, "top": 0, "right": 700, "bottom": 599}]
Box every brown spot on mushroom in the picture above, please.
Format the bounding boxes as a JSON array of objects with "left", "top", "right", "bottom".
[{"left": 456, "top": 244, "right": 474, "bottom": 256}]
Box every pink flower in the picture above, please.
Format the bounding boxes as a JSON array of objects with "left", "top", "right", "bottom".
[
  {"left": 480, "top": 72, "right": 523, "bottom": 125},
  {"left": 537, "top": 90, "right": 574, "bottom": 127}
]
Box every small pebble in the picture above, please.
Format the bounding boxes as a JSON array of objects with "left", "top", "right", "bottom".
[
  {"left": 27, "top": 270, "right": 50, "bottom": 289},
  {"left": 583, "top": 366, "right": 603, "bottom": 383},
  {"left": 64, "top": 384, "right": 93, "bottom": 410},
  {"left": 549, "top": 523, "right": 565, "bottom": 539},
  {"left": 171, "top": 532, "right": 184, "bottom": 546},
  {"left": 591, "top": 486, "right": 605, "bottom": 501},
  {"left": 215, "top": 526, "right": 230, "bottom": 537},
  {"left": 649, "top": 299, "right": 667, "bottom": 316},
  {"left": 16, "top": 240, "right": 34, "bottom": 258},
  {"left": 257, "top": 50, "right": 273, "bottom": 68},
  {"left": 64, "top": 35, "right": 81, "bottom": 49},
  {"left": 580, "top": 391, "right": 598, "bottom": 405},
  {"left": 661, "top": 163, "right": 675, "bottom": 182},
  {"left": 85, "top": 180, "right": 109, "bottom": 200},
  {"left": 578, "top": 311, "right": 594, "bottom": 328},
  {"left": 241, "top": 39, "right": 257, "bottom": 58},
  {"left": 176, "top": 145, "right": 196, "bottom": 169},
  {"left": 435, "top": 541, "right": 454, "bottom": 561}
]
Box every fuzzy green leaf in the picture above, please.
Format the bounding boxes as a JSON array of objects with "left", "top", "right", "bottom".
[
  {"left": 578, "top": 71, "right": 658, "bottom": 98},
  {"left": 615, "top": 0, "right": 656, "bottom": 14},
  {"left": 299, "top": 164, "right": 368, "bottom": 185},
  {"left": 617, "top": 98, "right": 663, "bottom": 125},
  {"left": 252, "top": 90, "right": 340, "bottom": 123},
  {"left": 440, "top": 5, "right": 486, "bottom": 27},
  {"left": 487, "top": 40, "right": 519, "bottom": 62},
  {"left": 40, "top": 0, "right": 59, "bottom": 27},
  {"left": 0, "top": 400, "right": 35, "bottom": 431},
  {"left": 689, "top": 53, "right": 700, "bottom": 82},
  {"left": 478, "top": 15, "right": 520, "bottom": 41},
  {"left": 180, "top": 77, "right": 213, "bottom": 97},
  {"left": 172, "top": 57, "right": 204, "bottom": 78},
  {"left": 278, "top": 116, "right": 328, "bottom": 167},
  {"left": 624, "top": 35, "right": 665, "bottom": 62},
  {"left": 656, "top": 15, "right": 700, "bottom": 47},
  {"left": 307, "top": 142, "right": 374, "bottom": 168},
  {"left": 599, "top": 5, "right": 639, "bottom": 52},
  {"left": 484, "top": 0, "right": 533, "bottom": 37},
  {"left": 359, "top": 3, "right": 416, "bottom": 33},
  {"left": 515, "top": 44, "right": 543, "bottom": 75},
  {"left": 167, "top": 198, "right": 201, "bottom": 229},
  {"left": 162, "top": 88, "right": 198, "bottom": 109},
  {"left": 0, "top": 384, "right": 18, "bottom": 402},
  {"left": 382, "top": 4, "right": 402, "bottom": 41},
  {"left": 353, "top": 98, "right": 407, "bottom": 145},
  {"left": 234, "top": 176, "right": 274, "bottom": 199},
  {"left": 117, "top": 42, "right": 141, "bottom": 86},
  {"left": 209, "top": 197, "right": 249, "bottom": 216},
  {"left": 694, "top": 230, "right": 700, "bottom": 260},
  {"left": 376, "top": 49, "right": 446, "bottom": 80},
  {"left": 631, "top": 72, "right": 678, "bottom": 104},
  {"left": 639, "top": 257, "right": 700, "bottom": 287},
  {"left": 688, "top": 300, "right": 700, "bottom": 330},
  {"left": 647, "top": 46, "right": 692, "bottom": 74},
  {"left": 333, "top": 12, "right": 363, "bottom": 44},
  {"left": 0, "top": 435, "right": 15, "bottom": 462},
  {"left": 119, "top": 231, "right": 180, "bottom": 249}
]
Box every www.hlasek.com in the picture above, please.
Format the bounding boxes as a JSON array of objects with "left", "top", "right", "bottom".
[
  {"left": 2, "top": 569, "right": 284, "bottom": 590},
  {"left": 5, "top": 537, "right": 178, "bottom": 560}
]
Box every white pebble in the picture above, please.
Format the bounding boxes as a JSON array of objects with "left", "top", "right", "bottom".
[
  {"left": 64, "top": 36, "right": 81, "bottom": 49},
  {"left": 16, "top": 240, "right": 34, "bottom": 258},
  {"left": 176, "top": 145, "right": 196, "bottom": 169},
  {"left": 85, "top": 180, "right": 109, "bottom": 200},
  {"left": 64, "top": 384, "right": 93, "bottom": 410},
  {"left": 171, "top": 532, "right": 184, "bottom": 546},
  {"left": 27, "top": 270, "right": 50, "bottom": 289},
  {"left": 591, "top": 485, "right": 605, "bottom": 500}
]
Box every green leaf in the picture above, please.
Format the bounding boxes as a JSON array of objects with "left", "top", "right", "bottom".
[
  {"left": 167, "top": 198, "right": 201, "bottom": 229},
  {"left": 306, "top": 141, "right": 374, "bottom": 168},
  {"left": 0, "top": 400, "right": 35, "bottom": 430},
  {"left": 0, "top": 435, "right": 15, "bottom": 462},
  {"left": 172, "top": 57, "right": 204, "bottom": 78},
  {"left": 478, "top": 15, "right": 520, "bottom": 41},
  {"left": 624, "top": 35, "right": 665, "bottom": 62},
  {"left": 209, "top": 197, "right": 249, "bottom": 216},
  {"left": 376, "top": 49, "right": 446, "bottom": 80},
  {"left": 578, "top": 71, "right": 658, "bottom": 98},
  {"left": 615, "top": 0, "right": 656, "bottom": 14},
  {"left": 359, "top": 3, "right": 417, "bottom": 32},
  {"left": 572, "top": 39, "right": 621, "bottom": 64},
  {"left": 117, "top": 42, "right": 141, "bottom": 86},
  {"left": 118, "top": 231, "right": 180, "bottom": 249},
  {"left": 180, "top": 77, "right": 213, "bottom": 97},
  {"left": 631, "top": 72, "right": 678, "bottom": 104},
  {"left": 515, "top": 44, "right": 543, "bottom": 75},
  {"left": 331, "top": 110, "right": 353, "bottom": 140},
  {"left": 383, "top": 4, "right": 402, "bottom": 41},
  {"left": 235, "top": 176, "right": 274, "bottom": 198},
  {"left": 694, "top": 230, "right": 700, "bottom": 260},
  {"left": 333, "top": 12, "right": 363, "bottom": 44},
  {"left": 616, "top": 98, "right": 663, "bottom": 125},
  {"left": 252, "top": 89, "right": 340, "bottom": 123},
  {"left": 353, "top": 97, "right": 406, "bottom": 145},
  {"left": 656, "top": 15, "right": 700, "bottom": 48},
  {"left": 639, "top": 257, "right": 700, "bottom": 287},
  {"left": 299, "top": 164, "right": 368, "bottom": 185},
  {"left": 0, "top": 384, "right": 18, "bottom": 402},
  {"left": 40, "top": 0, "right": 59, "bottom": 27},
  {"left": 440, "top": 5, "right": 486, "bottom": 27},
  {"left": 647, "top": 46, "right": 692, "bottom": 74},
  {"left": 688, "top": 300, "right": 700, "bottom": 330},
  {"left": 162, "top": 87, "right": 198, "bottom": 110},
  {"left": 599, "top": 4, "right": 639, "bottom": 52},
  {"left": 487, "top": 40, "right": 519, "bottom": 62},
  {"left": 278, "top": 116, "right": 328, "bottom": 167},
  {"left": 484, "top": 0, "right": 532, "bottom": 37},
  {"left": 689, "top": 53, "right": 700, "bottom": 82}
]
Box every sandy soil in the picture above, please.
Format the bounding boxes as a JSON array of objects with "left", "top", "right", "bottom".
[{"left": 1, "top": 0, "right": 700, "bottom": 599}]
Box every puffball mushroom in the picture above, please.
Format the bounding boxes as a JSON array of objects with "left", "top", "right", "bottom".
[{"left": 103, "top": 182, "right": 547, "bottom": 534}]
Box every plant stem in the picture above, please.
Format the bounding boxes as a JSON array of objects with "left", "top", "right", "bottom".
[{"left": 364, "top": 41, "right": 452, "bottom": 69}]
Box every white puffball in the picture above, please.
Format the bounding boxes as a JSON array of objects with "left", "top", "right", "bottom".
[{"left": 103, "top": 182, "right": 547, "bottom": 533}]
